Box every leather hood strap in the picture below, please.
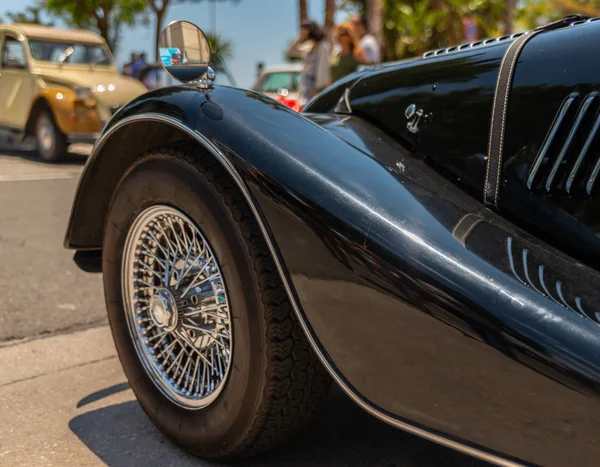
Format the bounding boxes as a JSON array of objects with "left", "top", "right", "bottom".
[{"left": 483, "top": 15, "right": 589, "bottom": 208}]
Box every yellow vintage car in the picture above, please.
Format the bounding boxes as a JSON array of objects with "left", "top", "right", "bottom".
[{"left": 0, "top": 24, "right": 147, "bottom": 161}]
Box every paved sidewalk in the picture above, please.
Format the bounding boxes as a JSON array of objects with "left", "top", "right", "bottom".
[
  {"left": 0, "top": 326, "right": 484, "bottom": 467},
  {"left": 0, "top": 327, "right": 199, "bottom": 466}
]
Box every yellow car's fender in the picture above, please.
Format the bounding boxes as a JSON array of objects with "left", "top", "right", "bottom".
[{"left": 26, "top": 87, "right": 102, "bottom": 137}]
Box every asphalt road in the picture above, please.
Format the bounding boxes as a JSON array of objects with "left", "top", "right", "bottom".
[
  {"left": 0, "top": 137, "right": 488, "bottom": 466},
  {"left": 0, "top": 142, "right": 106, "bottom": 342}
]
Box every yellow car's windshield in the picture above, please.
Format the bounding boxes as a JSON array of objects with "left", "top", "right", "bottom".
[{"left": 28, "top": 39, "right": 113, "bottom": 66}]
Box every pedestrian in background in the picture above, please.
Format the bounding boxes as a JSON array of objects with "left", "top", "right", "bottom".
[
  {"left": 351, "top": 14, "right": 381, "bottom": 64},
  {"left": 330, "top": 22, "right": 366, "bottom": 82},
  {"left": 131, "top": 52, "right": 148, "bottom": 79},
  {"left": 287, "top": 20, "right": 331, "bottom": 107},
  {"left": 256, "top": 61, "right": 265, "bottom": 81},
  {"left": 122, "top": 52, "right": 139, "bottom": 76}
]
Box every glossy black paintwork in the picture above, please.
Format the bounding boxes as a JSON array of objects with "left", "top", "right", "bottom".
[
  {"left": 329, "top": 43, "right": 509, "bottom": 199},
  {"left": 308, "top": 18, "right": 600, "bottom": 276},
  {"left": 66, "top": 84, "right": 600, "bottom": 465}
]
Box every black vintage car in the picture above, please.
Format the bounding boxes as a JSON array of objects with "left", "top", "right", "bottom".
[{"left": 65, "top": 17, "right": 600, "bottom": 466}]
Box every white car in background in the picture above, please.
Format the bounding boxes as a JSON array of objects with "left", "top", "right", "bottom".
[{"left": 252, "top": 64, "right": 302, "bottom": 111}]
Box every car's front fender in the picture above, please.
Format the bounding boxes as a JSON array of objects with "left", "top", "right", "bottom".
[{"left": 66, "top": 85, "right": 600, "bottom": 467}]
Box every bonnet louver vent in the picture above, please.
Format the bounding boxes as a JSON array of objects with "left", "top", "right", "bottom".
[
  {"left": 423, "top": 32, "right": 527, "bottom": 59},
  {"left": 527, "top": 91, "right": 600, "bottom": 195},
  {"left": 423, "top": 18, "right": 600, "bottom": 60}
]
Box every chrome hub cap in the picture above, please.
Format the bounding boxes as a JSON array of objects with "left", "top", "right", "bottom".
[
  {"left": 122, "top": 205, "right": 232, "bottom": 409},
  {"left": 149, "top": 289, "right": 178, "bottom": 331},
  {"left": 37, "top": 115, "right": 54, "bottom": 153}
]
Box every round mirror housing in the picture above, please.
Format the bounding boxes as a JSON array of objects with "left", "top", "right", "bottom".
[{"left": 158, "top": 21, "right": 214, "bottom": 88}]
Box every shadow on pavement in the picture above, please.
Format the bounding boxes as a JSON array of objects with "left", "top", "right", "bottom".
[
  {"left": 77, "top": 382, "right": 131, "bottom": 408},
  {"left": 0, "top": 131, "right": 89, "bottom": 166},
  {"left": 69, "top": 385, "right": 488, "bottom": 467},
  {"left": 0, "top": 146, "right": 89, "bottom": 166}
]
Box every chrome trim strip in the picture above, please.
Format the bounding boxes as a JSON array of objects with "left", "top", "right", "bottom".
[
  {"left": 538, "top": 265, "right": 562, "bottom": 307},
  {"left": 343, "top": 87, "right": 352, "bottom": 113},
  {"left": 527, "top": 93, "right": 578, "bottom": 190},
  {"left": 522, "top": 249, "right": 543, "bottom": 295},
  {"left": 567, "top": 106, "right": 600, "bottom": 194},
  {"left": 546, "top": 92, "right": 597, "bottom": 192},
  {"left": 73, "top": 113, "right": 523, "bottom": 467},
  {"left": 507, "top": 237, "right": 526, "bottom": 286},
  {"left": 451, "top": 213, "right": 483, "bottom": 247}
]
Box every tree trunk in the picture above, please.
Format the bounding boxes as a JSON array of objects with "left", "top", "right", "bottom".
[
  {"left": 299, "top": 0, "right": 307, "bottom": 28},
  {"left": 155, "top": 6, "right": 167, "bottom": 61},
  {"left": 324, "top": 0, "right": 335, "bottom": 32},
  {"left": 505, "top": 0, "right": 515, "bottom": 34},
  {"left": 365, "top": 0, "right": 383, "bottom": 55},
  {"left": 96, "top": 11, "right": 111, "bottom": 50}
]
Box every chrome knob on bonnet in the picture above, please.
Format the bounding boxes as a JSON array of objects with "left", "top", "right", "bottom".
[{"left": 158, "top": 20, "right": 215, "bottom": 89}]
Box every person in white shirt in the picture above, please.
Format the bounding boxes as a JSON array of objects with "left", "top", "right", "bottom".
[
  {"left": 287, "top": 20, "right": 332, "bottom": 107},
  {"left": 351, "top": 14, "right": 381, "bottom": 65}
]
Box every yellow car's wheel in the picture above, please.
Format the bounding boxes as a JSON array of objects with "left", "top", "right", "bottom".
[{"left": 35, "top": 110, "right": 67, "bottom": 162}]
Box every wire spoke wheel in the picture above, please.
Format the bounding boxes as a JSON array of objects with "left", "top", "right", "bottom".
[{"left": 122, "top": 205, "right": 232, "bottom": 409}]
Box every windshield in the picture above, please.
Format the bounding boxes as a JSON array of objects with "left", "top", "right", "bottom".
[
  {"left": 259, "top": 71, "right": 301, "bottom": 93},
  {"left": 28, "top": 39, "right": 113, "bottom": 66}
]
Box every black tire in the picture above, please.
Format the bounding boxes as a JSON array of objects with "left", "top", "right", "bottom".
[
  {"left": 35, "top": 109, "right": 67, "bottom": 162},
  {"left": 103, "top": 146, "right": 331, "bottom": 460}
]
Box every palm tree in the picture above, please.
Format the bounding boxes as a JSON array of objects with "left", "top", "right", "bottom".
[
  {"left": 382, "top": 0, "right": 506, "bottom": 60},
  {"left": 147, "top": 0, "right": 242, "bottom": 62},
  {"left": 205, "top": 32, "right": 232, "bottom": 68}
]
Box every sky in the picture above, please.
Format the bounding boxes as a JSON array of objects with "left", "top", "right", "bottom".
[{"left": 0, "top": 0, "right": 352, "bottom": 88}]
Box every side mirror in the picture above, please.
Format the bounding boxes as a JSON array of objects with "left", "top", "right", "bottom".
[{"left": 159, "top": 21, "right": 214, "bottom": 88}]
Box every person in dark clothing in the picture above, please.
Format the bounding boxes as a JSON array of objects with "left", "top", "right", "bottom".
[
  {"left": 131, "top": 52, "right": 148, "bottom": 79},
  {"left": 122, "top": 52, "right": 139, "bottom": 76}
]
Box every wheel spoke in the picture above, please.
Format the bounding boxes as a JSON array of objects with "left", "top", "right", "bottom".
[
  {"left": 167, "top": 347, "right": 185, "bottom": 374},
  {"left": 155, "top": 221, "right": 178, "bottom": 257},
  {"left": 182, "top": 303, "right": 228, "bottom": 318},
  {"left": 147, "top": 231, "right": 170, "bottom": 260},
  {"left": 136, "top": 260, "right": 164, "bottom": 284},
  {"left": 174, "top": 239, "right": 196, "bottom": 289},
  {"left": 187, "top": 355, "right": 200, "bottom": 393},
  {"left": 180, "top": 262, "right": 217, "bottom": 298},
  {"left": 136, "top": 278, "right": 161, "bottom": 290},
  {"left": 182, "top": 321, "right": 230, "bottom": 339},
  {"left": 140, "top": 246, "right": 167, "bottom": 271},
  {"left": 166, "top": 216, "right": 186, "bottom": 254},
  {"left": 169, "top": 243, "right": 179, "bottom": 286},
  {"left": 156, "top": 340, "right": 177, "bottom": 360},
  {"left": 178, "top": 219, "right": 192, "bottom": 251}
]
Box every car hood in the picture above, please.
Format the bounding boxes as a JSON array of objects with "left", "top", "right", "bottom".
[{"left": 35, "top": 65, "right": 147, "bottom": 106}]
